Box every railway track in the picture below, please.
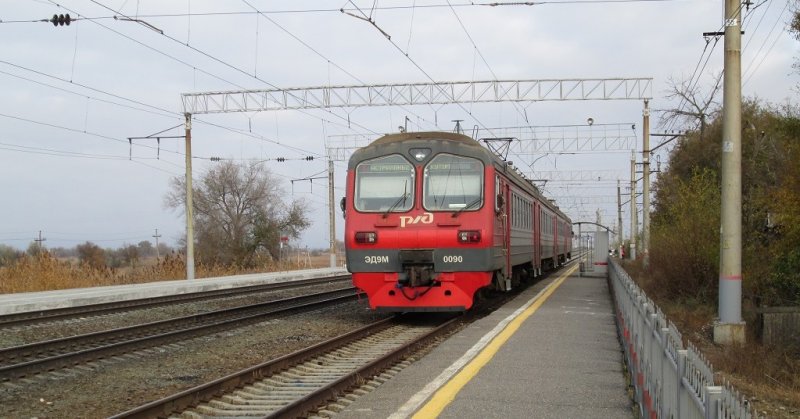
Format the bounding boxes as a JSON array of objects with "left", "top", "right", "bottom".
[
  {"left": 0, "top": 287, "right": 358, "bottom": 381},
  {"left": 112, "top": 315, "right": 461, "bottom": 419},
  {"left": 0, "top": 274, "right": 351, "bottom": 328}
]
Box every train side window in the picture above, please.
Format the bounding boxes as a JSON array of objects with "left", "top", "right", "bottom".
[
  {"left": 495, "top": 175, "right": 501, "bottom": 212},
  {"left": 354, "top": 154, "right": 415, "bottom": 213}
]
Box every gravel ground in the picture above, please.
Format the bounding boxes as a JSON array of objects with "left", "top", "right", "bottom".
[
  {"left": 0, "top": 298, "right": 391, "bottom": 418},
  {"left": 0, "top": 281, "right": 352, "bottom": 348}
]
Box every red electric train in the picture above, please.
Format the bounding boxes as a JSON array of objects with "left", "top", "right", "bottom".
[{"left": 341, "top": 131, "right": 572, "bottom": 312}]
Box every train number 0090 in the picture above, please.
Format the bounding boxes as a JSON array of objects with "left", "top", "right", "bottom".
[{"left": 442, "top": 255, "right": 463, "bottom": 263}]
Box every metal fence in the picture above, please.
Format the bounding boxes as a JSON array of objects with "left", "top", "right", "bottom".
[{"left": 609, "top": 259, "right": 756, "bottom": 419}]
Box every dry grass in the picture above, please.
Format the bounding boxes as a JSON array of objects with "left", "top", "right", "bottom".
[
  {"left": 0, "top": 253, "right": 341, "bottom": 294},
  {"left": 624, "top": 259, "right": 800, "bottom": 418}
]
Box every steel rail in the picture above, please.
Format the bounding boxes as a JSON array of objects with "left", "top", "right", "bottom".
[
  {"left": 0, "top": 288, "right": 358, "bottom": 381},
  {"left": 0, "top": 274, "right": 351, "bottom": 328},
  {"left": 111, "top": 316, "right": 461, "bottom": 419}
]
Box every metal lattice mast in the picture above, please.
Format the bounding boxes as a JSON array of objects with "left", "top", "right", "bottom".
[
  {"left": 182, "top": 78, "right": 653, "bottom": 113},
  {"left": 182, "top": 77, "right": 652, "bottom": 269}
]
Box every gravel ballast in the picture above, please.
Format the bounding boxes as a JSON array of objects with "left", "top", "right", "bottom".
[{"left": 0, "top": 298, "right": 391, "bottom": 418}]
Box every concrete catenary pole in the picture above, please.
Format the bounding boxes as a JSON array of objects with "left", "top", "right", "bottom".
[
  {"left": 328, "top": 159, "right": 337, "bottom": 268},
  {"left": 617, "top": 179, "right": 623, "bottom": 256},
  {"left": 642, "top": 100, "right": 651, "bottom": 268},
  {"left": 629, "top": 151, "right": 637, "bottom": 260},
  {"left": 715, "top": 0, "right": 745, "bottom": 344},
  {"left": 184, "top": 113, "right": 195, "bottom": 280}
]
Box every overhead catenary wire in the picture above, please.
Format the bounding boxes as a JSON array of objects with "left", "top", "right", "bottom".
[
  {"left": 661, "top": 0, "right": 779, "bottom": 134},
  {"left": 239, "top": 0, "right": 439, "bottom": 131},
  {"left": 743, "top": 0, "right": 791, "bottom": 86},
  {"left": 24, "top": 1, "right": 383, "bottom": 161},
  {"left": 0, "top": 60, "right": 331, "bottom": 163},
  {"left": 84, "top": 0, "right": 381, "bottom": 137},
  {"left": 0, "top": 0, "right": 690, "bottom": 24},
  {"left": 343, "top": 1, "right": 497, "bottom": 137}
]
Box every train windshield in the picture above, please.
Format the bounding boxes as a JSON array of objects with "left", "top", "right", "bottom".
[
  {"left": 354, "top": 154, "right": 415, "bottom": 213},
  {"left": 423, "top": 154, "right": 484, "bottom": 211}
]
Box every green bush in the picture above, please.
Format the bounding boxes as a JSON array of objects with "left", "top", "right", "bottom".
[{"left": 650, "top": 168, "right": 720, "bottom": 302}]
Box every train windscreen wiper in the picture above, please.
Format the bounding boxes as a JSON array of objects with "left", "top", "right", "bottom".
[
  {"left": 383, "top": 181, "right": 409, "bottom": 218},
  {"left": 451, "top": 197, "right": 482, "bottom": 218}
]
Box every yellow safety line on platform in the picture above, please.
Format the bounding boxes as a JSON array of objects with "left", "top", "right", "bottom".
[{"left": 412, "top": 264, "right": 578, "bottom": 418}]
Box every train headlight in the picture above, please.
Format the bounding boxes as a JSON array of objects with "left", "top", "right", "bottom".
[
  {"left": 409, "top": 148, "right": 431, "bottom": 162},
  {"left": 457, "top": 230, "right": 481, "bottom": 243},
  {"left": 355, "top": 231, "right": 378, "bottom": 244}
]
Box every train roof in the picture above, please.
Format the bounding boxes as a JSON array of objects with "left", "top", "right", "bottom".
[
  {"left": 368, "top": 131, "right": 483, "bottom": 147},
  {"left": 349, "top": 131, "right": 571, "bottom": 223},
  {"left": 349, "top": 132, "right": 490, "bottom": 167}
]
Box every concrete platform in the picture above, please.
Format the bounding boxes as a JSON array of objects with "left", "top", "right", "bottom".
[
  {"left": 0, "top": 267, "right": 348, "bottom": 315},
  {"left": 337, "top": 264, "right": 632, "bottom": 418}
]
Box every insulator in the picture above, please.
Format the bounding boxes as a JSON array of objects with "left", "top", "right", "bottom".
[{"left": 50, "top": 14, "right": 71, "bottom": 26}]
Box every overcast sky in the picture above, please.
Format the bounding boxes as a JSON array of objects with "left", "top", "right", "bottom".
[{"left": 1, "top": 0, "right": 797, "bottom": 251}]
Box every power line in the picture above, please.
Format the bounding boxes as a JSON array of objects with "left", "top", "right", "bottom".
[
  {"left": 0, "top": 59, "right": 177, "bottom": 118},
  {"left": 0, "top": 0, "right": 689, "bottom": 24},
  {"left": 0, "top": 68, "right": 175, "bottom": 119},
  {"left": 343, "top": 1, "right": 496, "bottom": 135},
  {"left": 84, "top": 0, "right": 380, "bottom": 137},
  {"left": 0, "top": 59, "right": 331, "bottom": 164},
  {"left": 0, "top": 111, "right": 187, "bottom": 157},
  {"left": 743, "top": 0, "right": 791, "bottom": 86},
  {"left": 0, "top": 141, "right": 140, "bottom": 160},
  {"left": 240, "top": 0, "right": 439, "bottom": 131},
  {"left": 30, "top": 1, "right": 380, "bottom": 149}
]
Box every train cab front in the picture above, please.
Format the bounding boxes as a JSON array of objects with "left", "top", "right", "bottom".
[
  {"left": 342, "top": 139, "right": 494, "bottom": 312},
  {"left": 347, "top": 244, "right": 492, "bottom": 312}
]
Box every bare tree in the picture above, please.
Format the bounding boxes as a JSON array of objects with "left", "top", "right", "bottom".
[
  {"left": 659, "top": 73, "right": 722, "bottom": 140},
  {"left": 165, "top": 161, "right": 310, "bottom": 267}
]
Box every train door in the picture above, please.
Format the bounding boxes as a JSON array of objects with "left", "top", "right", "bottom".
[
  {"left": 503, "top": 181, "right": 512, "bottom": 289},
  {"left": 494, "top": 175, "right": 511, "bottom": 290},
  {"left": 552, "top": 215, "right": 559, "bottom": 266},
  {"left": 553, "top": 217, "right": 558, "bottom": 266},
  {"left": 533, "top": 201, "right": 541, "bottom": 276}
]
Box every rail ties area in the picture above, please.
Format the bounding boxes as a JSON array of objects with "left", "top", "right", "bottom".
[
  {"left": 113, "top": 316, "right": 460, "bottom": 419},
  {"left": 1, "top": 263, "right": 645, "bottom": 418},
  {"left": 0, "top": 274, "right": 351, "bottom": 328},
  {"left": 0, "top": 285, "right": 357, "bottom": 381}
]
